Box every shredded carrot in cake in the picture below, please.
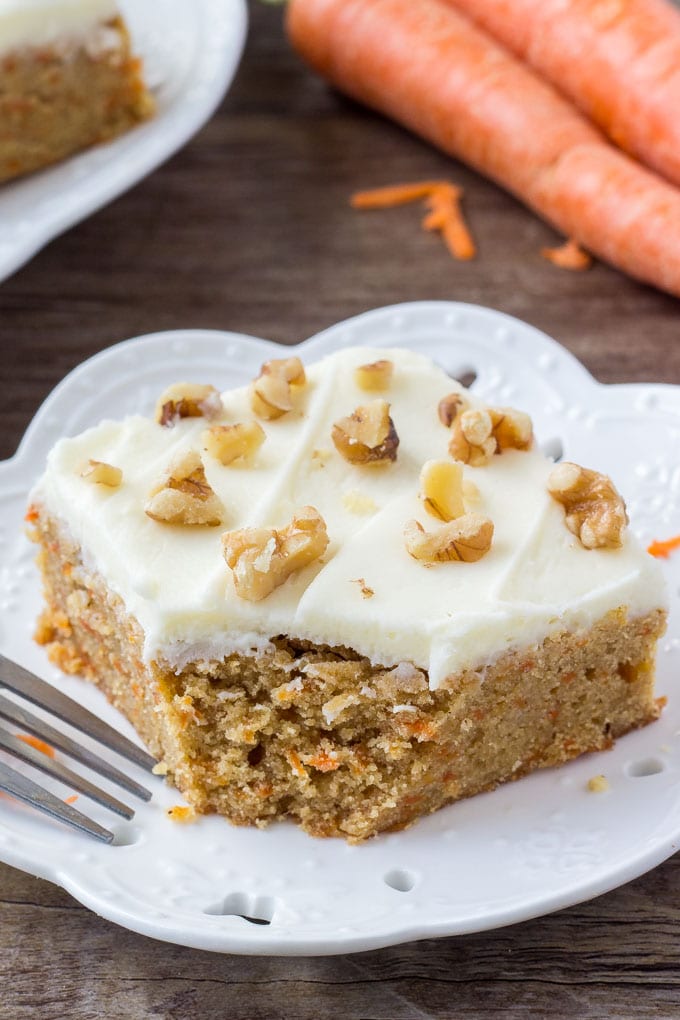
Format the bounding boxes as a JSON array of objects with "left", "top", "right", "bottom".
[
  {"left": 16, "top": 734, "right": 55, "bottom": 758},
  {"left": 350, "top": 180, "right": 476, "bottom": 261},
  {"left": 541, "top": 238, "right": 593, "bottom": 271},
  {"left": 648, "top": 534, "right": 680, "bottom": 559},
  {"left": 166, "top": 805, "right": 196, "bottom": 823}
]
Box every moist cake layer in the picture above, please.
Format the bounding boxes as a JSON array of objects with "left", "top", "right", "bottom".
[{"left": 33, "top": 346, "right": 664, "bottom": 689}]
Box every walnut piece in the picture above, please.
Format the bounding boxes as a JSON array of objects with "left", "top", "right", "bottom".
[
  {"left": 203, "top": 422, "right": 265, "bottom": 465},
  {"left": 438, "top": 392, "right": 467, "bottom": 427},
  {"left": 155, "top": 383, "right": 222, "bottom": 427},
  {"left": 222, "top": 506, "right": 329, "bottom": 601},
  {"left": 250, "top": 356, "right": 306, "bottom": 420},
  {"left": 449, "top": 406, "right": 533, "bottom": 465},
  {"left": 420, "top": 459, "right": 464, "bottom": 522},
  {"left": 331, "top": 399, "right": 399, "bottom": 465},
  {"left": 354, "top": 359, "right": 394, "bottom": 392},
  {"left": 80, "top": 460, "right": 122, "bottom": 488},
  {"left": 145, "top": 451, "right": 223, "bottom": 526},
  {"left": 547, "top": 462, "right": 628, "bottom": 549},
  {"left": 404, "top": 513, "right": 494, "bottom": 563}
]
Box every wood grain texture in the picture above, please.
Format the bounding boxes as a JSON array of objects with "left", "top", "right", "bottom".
[{"left": 1, "top": 2, "right": 679, "bottom": 1016}]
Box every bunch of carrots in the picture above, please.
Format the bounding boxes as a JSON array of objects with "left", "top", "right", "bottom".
[{"left": 285, "top": 0, "right": 680, "bottom": 297}]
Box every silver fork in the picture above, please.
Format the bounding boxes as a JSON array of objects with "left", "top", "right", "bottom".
[{"left": 0, "top": 654, "right": 156, "bottom": 844}]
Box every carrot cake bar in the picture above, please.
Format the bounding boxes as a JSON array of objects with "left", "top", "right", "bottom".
[
  {"left": 28, "top": 347, "right": 667, "bottom": 841},
  {"left": 0, "top": 0, "right": 153, "bottom": 184}
]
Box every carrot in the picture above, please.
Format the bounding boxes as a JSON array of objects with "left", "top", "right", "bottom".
[
  {"left": 648, "top": 534, "right": 680, "bottom": 558},
  {"left": 16, "top": 734, "right": 55, "bottom": 758},
  {"left": 541, "top": 238, "right": 593, "bottom": 271},
  {"left": 287, "top": 0, "right": 680, "bottom": 297},
  {"left": 351, "top": 180, "right": 476, "bottom": 259},
  {"left": 441, "top": 0, "right": 680, "bottom": 189}
]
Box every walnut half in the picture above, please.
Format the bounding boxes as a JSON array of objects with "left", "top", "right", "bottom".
[
  {"left": 80, "top": 460, "right": 122, "bottom": 488},
  {"left": 145, "top": 451, "right": 223, "bottom": 526},
  {"left": 547, "top": 462, "right": 628, "bottom": 549},
  {"left": 203, "top": 422, "right": 265, "bottom": 465},
  {"left": 222, "top": 506, "right": 329, "bottom": 601},
  {"left": 332, "top": 399, "right": 399, "bottom": 465},
  {"left": 404, "top": 513, "right": 493, "bottom": 563},
  {"left": 355, "top": 359, "right": 394, "bottom": 392}
]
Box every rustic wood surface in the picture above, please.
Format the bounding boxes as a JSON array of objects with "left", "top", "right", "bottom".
[{"left": 1, "top": 3, "right": 680, "bottom": 1017}]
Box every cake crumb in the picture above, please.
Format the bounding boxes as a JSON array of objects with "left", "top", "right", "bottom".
[
  {"left": 350, "top": 578, "right": 375, "bottom": 599},
  {"left": 166, "top": 804, "right": 196, "bottom": 823},
  {"left": 587, "top": 774, "right": 609, "bottom": 793},
  {"left": 152, "top": 761, "right": 168, "bottom": 776}
]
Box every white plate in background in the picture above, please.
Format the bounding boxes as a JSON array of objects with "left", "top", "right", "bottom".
[
  {"left": 1, "top": 302, "right": 679, "bottom": 955},
  {"left": 0, "top": 0, "right": 248, "bottom": 283}
]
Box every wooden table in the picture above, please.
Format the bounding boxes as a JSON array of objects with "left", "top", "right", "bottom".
[{"left": 2, "top": 4, "right": 679, "bottom": 1016}]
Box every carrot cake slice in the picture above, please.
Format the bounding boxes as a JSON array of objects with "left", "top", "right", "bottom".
[
  {"left": 0, "top": 0, "right": 153, "bottom": 184},
  {"left": 28, "top": 346, "right": 667, "bottom": 841}
]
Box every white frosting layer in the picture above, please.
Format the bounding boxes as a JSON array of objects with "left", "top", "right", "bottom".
[
  {"left": 0, "top": 0, "right": 117, "bottom": 54},
  {"left": 34, "top": 347, "right": 666, "bottom": 689}
]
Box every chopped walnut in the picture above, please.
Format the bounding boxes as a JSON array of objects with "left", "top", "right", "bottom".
[
  {"left": 355, "top": 359, "right": 394, "bottom": 392},
  {"left": 438, "top": 392, "right": 467, "bottom": 427},
  {"left": 449, "top": 405, "right": 533, "bottom": 464},
  {"left": 222, "top": 505, "right": 329, "bottom": 601},
  {"left": 80, "top": 460, "right": 122, "bottom": 488},
  {"left": 587, "top": 775, "right": 610, "bottom": 793},
  {"left": 404, "top": 512, "right": 494, "bottom": 563},
  {"left": 547, "top": 462, "right": 628, "bottom": 549},
  {"left": 145, "top": 451, "right": 223, "bottom": 526},
  {"left": 420, "top": 460, "right": 464, "bottom": 522},
  {"left": 155, "top": 383, "right": 222, "bottom": 427},
  {"left": 332, "top": 399, "right": 399, "bottom": 465},
  {"left": 203, "top": 421, "right": 265, "bottom": 465},
  {"left": 250, "top": 356, "right": 306, "bottom": 420}
]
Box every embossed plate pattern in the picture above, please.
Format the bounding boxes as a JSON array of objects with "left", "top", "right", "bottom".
[
  {"left": 1, "top": 302, "right": 679, "bottom": 955},
  {"left": 0, "top": 0, "right": 248, "bottom": 283}
]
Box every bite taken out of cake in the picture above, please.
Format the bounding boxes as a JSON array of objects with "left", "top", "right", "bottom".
[
  {"left": 0, "top": 0, "right": 153, "bottom": 184},
  {"left": 27, "top": 346, "right": 667, "bottom": 842}
]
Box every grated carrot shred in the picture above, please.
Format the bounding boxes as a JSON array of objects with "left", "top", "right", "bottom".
[
  {"left": 350, "top": 180, "right": 476, "bottom": 261},
  {"left": 541, "top": 238, "right": 593, "bottom": 271},
  {"left": 16, "top": 734, "right": 55, "bottom": 758},
  {"left": 64, "top": 795, "right": 78, "bottom": 805},
  {"left": 648, "top": 534, "right": 680, "bottom": 559}
]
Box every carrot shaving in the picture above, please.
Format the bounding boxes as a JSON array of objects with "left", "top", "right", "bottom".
[
  {"left": 16, "top": 734, "right": 55, "bottom": 758},
  {"left": 647, "top": 534, "right": 680, "bottom": 559},
  {"left": 541, "top": 238, "right": 593, "bottom": 271},
  {"left": 350, "top": 180, "right": 476, "bottom": 261},
  {"left": 64, "top": 795, "right": 79, "bottom": 805}
]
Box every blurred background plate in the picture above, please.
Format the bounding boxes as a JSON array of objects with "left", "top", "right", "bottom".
[{"left": 0, "top": 0, "right": 248, "bottom": 284}]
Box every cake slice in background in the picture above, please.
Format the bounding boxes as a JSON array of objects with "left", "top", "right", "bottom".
[
  {"left": 27, "top": 347, "right": 668, "bottom": 842},
  {"left": 0, "top": 0, "right": 153, "bottom": 184}
]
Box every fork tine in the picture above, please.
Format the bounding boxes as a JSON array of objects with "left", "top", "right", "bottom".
[
  {"left": 0, "top": 694, "right": 152, "bottom": 802},
  {"left": 0, "top": 654, "right": 156, "bottom": 771},
  {"left": 0, "top": 725, "right": 134, "bottom": 820},
  {"left": 0, "top": 761, "right": 113, "bottom": 843}
]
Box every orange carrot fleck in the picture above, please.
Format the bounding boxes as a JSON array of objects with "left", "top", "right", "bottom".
[
  {"left": 64, "top": 795, "right": 79, "bottom": 805},
  {"left": 541, "top": 238, "right": 593, "bottom": 271},
  {"left": 24, "top": 505, "right": 39, "bottom": 523},
  {"left": 648, "top": 534, "right": 680, "bottom": 559},
  {"left": 350, "top": 180, "right": 476, "bottom": 261},
  {"left": 303, "top": 750, "right": 341, "bottom": 772},
  {"left": 16, "top": 734, "right": 55, "bottom": 758}
]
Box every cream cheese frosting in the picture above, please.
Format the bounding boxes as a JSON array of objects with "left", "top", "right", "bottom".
[
  {"left": 33, "top": 346, "right": 666, "bottom": 689},
  {"left": 0, "top": 0, "right": 117, "bottom": 54}
]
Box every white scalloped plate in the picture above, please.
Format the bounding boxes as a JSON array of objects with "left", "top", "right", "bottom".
[
  {"left": 0, "top": 0, "right": 248, "bottom": 282},
  {"left": 1, "top": 302, "right": 679, "bottom": 956}
]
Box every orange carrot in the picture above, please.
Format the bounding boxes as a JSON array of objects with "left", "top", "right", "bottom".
[
  {"left": 442, "top": 0, "right": 680, "bottom": 189},
  {"left": 16, "top": 734, "right": 55, "bottom": 758},
  {"left": 351, "top": 180, "right": 476, "bottom": 260},
  {"left": 287, "top": 0, "right": 680, "bottom": 297},
  {"left": 64, "top": 794, "right": 79, "bottom": 805},
  {"left": 541, "top": 238, "right": 593, "bottom": 271},
  {"left": 648, "top": 534, "right": 680, "bottom": 559}
]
